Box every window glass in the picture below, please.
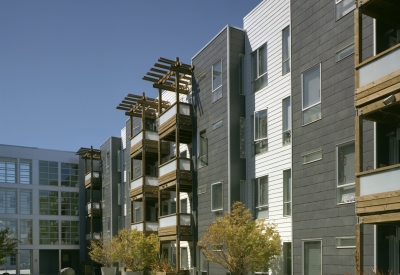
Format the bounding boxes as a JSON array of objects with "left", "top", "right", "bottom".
[
  {"left": 284, "top": 242, "right": 292, "bottom": 275},
  {"left": 39, "top": 190, "right": 58, "bottom": 215},
  {"left": 336, "top": 237, "right": 356, "bottom": 248},
  {"left": 337, "top": 143, "right": 355, "bottom": 203},
  {"left": 0, "top": 157, "right": 17, "bottom": 183},
  {"left": 336, "top": 0, "right": 356, "bottom": 21},
  {"left": 132, "top": 201, "right": 142, "bottom": 223},
  {"left": 253, "top": 176, "right": 268, "bottom": 219},
  {"left": 282, "top": 26, "right": 290, "bottom": 75},
  {"left": 211, "top": 182, "right": 223, "bottom": 211},
  {"left": 336, "top": 44, "right": 354, "bottom": 62},
  {"left": 39, "top": 161, "right": 58, "bottom": 186},
  {"left": 283, "top": 170, "right": 292, "bottom": 216},
  {"left": 302, "top": 65, "right": 321, "bottom": 125},
  {"left": 302, "top": 150, "right": 323, "bottom": 164},
  {"left": 20, "top": 189, "right": 32, "bottom": 214},
  {"left": 20, "top": 159, "right": 32, "bottom": 184},
  {"left": 20, "top": 219, "right": 33, "bottom": 244},
  {"left": 251, "top": 115, "right": 268, "bottom": 155},
  {"left": 304, "top": 241, "right": 321, "bottom": 275},
  {"left": 198, "top": 130, "right": 208, "bottom": 168},
  {"left": 61, "top": 163, "right": 78, "bottom": 187},
  {"left": 61, "top": 220, "right": 79, "bottom": 245},
  {"left": 39, "top": 220, "right": 59, "bottom": 244},
  {"left": 61, "top": 192, "right": 79, "bottom": 216},
  {"left": 283, "top": 97, "right": 291, "bottom": 145},
  {"left": 251, "top": 44, "right": 268, "bottom": 92},
  {"left": 180, "top": 198, "right": 187, "bottom": 214},
  {"left": 254, "top": 109, "right": 268, "bottom": 141},
  {"left": 181, "top": 247, "right": 188, "bottom": 269},
  {"left": 0, "top": 218, "right": 17, "bottom": 239},
  {"left": 19, "top": 250, "right": 32, "bottom": 274},
  {"left": 212, "top": 59, "right": 222, "bottom": 102},
  {"left": 0, "top": 188, "right": 17, "bottom": 214}
]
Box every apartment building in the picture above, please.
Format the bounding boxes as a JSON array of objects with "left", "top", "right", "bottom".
[
  {"left": 353, "top": 0, "right": 400, "bottom": 274},
  {"left": 243, "top": 1, "right": 292, "bottom": 274},
  {"left": 0, "top": 144, "right": 84, "bottom": 275}
]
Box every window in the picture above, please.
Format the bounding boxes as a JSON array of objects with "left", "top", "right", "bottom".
[
  {"left": 0, "top": 219, "right": 17, "bottom": 239},
  {"left": 132, "top": 201, "right": 142, "bottom": 223},
  {"left": 106, "top": 152, "right": 110, "bottom": 168},
  {"left": 239, "top": 54, "right": 245, "bottom": 95},
  {"left": 282, "top": 97, "right": 291, "bottom": 145},
  {"left": 213, "top": 120, "right": 222, "bottom": 130},
  {"left": 199, "top": 250, "right": 208, "bottom": 273},
  {"left": 117, "top": 150, "right": 121, "bottom": 172},
  {"left": 335, "top": 0, "right": 356, "bottom": 21},
  {"left": 20, "top": 250, "right": 32, "bottom": 272},
  {"left": 107, "top": 216, "right": 111, "bottom": 232},
  {"left": 282, "top": 26, "right": 290, "bottom": 75},
  {"left": 252, "top": 110, "right": 268, "bottom": 155},
  {"left": 198, "top": 130, "right": 208, "bottom": 168},
  {"left": 283, "top": 170, "right": 291, "bottom": 216},
  {"left": 302, "top": 150, "right": 322, "bottom": 164},
  {"left": 20, "top": 219, "right": 33, "bottom": 244},
  {"left": 0, "top": 188, "right": 17, "bottom": 214},
  {"left": 336, "top": 237, "right": 356, "bottom": 248},
  {"left": 61, "top": 163, "right": 78, "bottom": 187},
  {"left": 302, "top": 65, "right": 321, "bottom": 125},
  {"left": 39, "top": 190, "right": 58, "bottom": 215},
  {"left": 253, "top": 176, "right": 268, "bottom": 219},
  {"left": 240, "top": 117, "right": 245, "bottom": 158},
  {"left": 181, "top": 247, "right": 188, "bottom": 269},
  {"left": 20, "top": 159, "right": 32, "bottom": 184},
  {"left": 337, "top": 142, "right": 355, "bottom": 204},
  {"left": 20, "top": 189, "right": 32, "bottom": 214},
  {"left": 39, "top": 220, "right": 59, "bottom": 244},
  {"left": 303, "top": 240, "right": 321, "bottom": 275},
  {"left": 211, "top": 182, "right": 223, "bottom": 212},
  {"left": 61, "top": 221, "right": 79, "bottom": 245},
  {"left": 180, "top": 198, "right": 188, "bottom": 214},
  {"left": 10, "top": 254, "right": 16, "bottom": 266},
  {"left": 212, "top": 59, "right": 222, "bottom": 102},
  {"left": 283, "top": 242, "right": 292, "bottom": 275},
  {"left": 0, "top": 157, "right": 17, "bottom": 183},
  {"left": 118, "top": 183, "right": 121, "bottom": 205},
  {"left": 198, "top": 184, "right": 206, "bottom": 195},
  {"left": 251, "top": 43, "right": 268, "bottom": 92},
  {"left": 336, "top": 44, "right": 354, "bottom": 62},
  {"left": 61, "top": 192, "right": 79, "bottom": 216},
  {"left": 39, "top": 161, "right": 58, "bottom": 186}
]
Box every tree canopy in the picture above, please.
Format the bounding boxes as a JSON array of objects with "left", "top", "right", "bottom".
[
  {"left": 0, "top": 228, "right": 18, "bottom": 265},
  {"left": 198, "top": 201, "right": 281, "bottom": 275},
  {"left": 88, "top": 236, "right": 119, "bottom": 267}
]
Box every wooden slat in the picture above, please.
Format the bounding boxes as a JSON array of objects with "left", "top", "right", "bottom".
[
  {"left": 355, "top": 69, "right": 400, "bottom": 98},
  {"left": 359, "top": 90, "right": 400, "bottom": 115},
  {"left": 355, "top": 43, "right": 400, "bottom": 70},
  {"left": 356, "top": 163, "right": 400, "bottom": 177},
  {"left": 356, "top": 81, "right": 400, "bottom": 107},
  {"left": 361, "top": 212, "right": 400, "bottom": 224}
]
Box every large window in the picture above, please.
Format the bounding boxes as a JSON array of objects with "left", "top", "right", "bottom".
[
  {"left": 132, "top": 201, "right": 142, "bottom": 223},
  {"left": 252, "top": 110, "right": 268, "bottom": 155},
  {"left": 282, "top": 26, "right": 290, "bottom": 75},
  {"left": 253, "top": 176, "right": 268, "bottom": 219},
  {"left": 283, "top": 170, "right": 292, "bottom": 216},
  {"left": 61, "top": 163, "right": 79, "bottom": 187},
  {"left": 0, "top": 188, "right": 17, "bottom": 214},
  {"left": 283, "top": 242, "right": 292, "bottom": 275},
  {"left": 337, "top": 142, "right": 355, "bottom": 204},
  {"left": 198, "top": 130, "right": 208, "bottom": 168},
  {"left": 39, "top": 160, "right": 58, "bottom": 186},
  {"left": 212, "top": 59, "right": 222, "bottom": 102},
  {"left": 19, "top": 250, "right": 32, "bottom": 274},
  {"left": 20, "top": 159, "right": 32, "bottom": 184},
  {"left": 39, "top": 220, "right": 59, "bottom": 244},
  {"left": 302, "top": 65, "right": 321, "bottom": 125},
  {"left": 20, "top": 189, "right": 32, "bottom": 214},
  {"left": 335, "top": 0, "right": 356, "bottom": 21},
  {"left": 61, "top": 192, "right": 79, "bottom": 216},
  {"left": 303, "top": 240, "right": 321, "bottom": 275},
  {"left": 211, "top": 182, "right": 223, "bottom": 212},
  {"left": 282, "top": 97, "right": 291, "bottom": 145},
  {"left": 251, "top": 43, "right": 268, "bottom": 92},
  {"left": 0, "top": 219, "right": 17, "bottom": 239},
  {"left": 61, "top": 221, "right": 79, "bottom": 245},
  {"left": 0, "top": 157, "right": 17, "bottom": 183},
  {"left": 39, "top": 190, "right": 58, "bottom": 215},
  {"left": 20, "top": 219, "right": 32, "bottom": 244},
  {"left": 180, "top": 247, "right": 188, "bottom": 269}
]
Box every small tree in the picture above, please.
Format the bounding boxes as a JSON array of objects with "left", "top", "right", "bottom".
[
  {"left": 0, "top": 228, "right": 18, "bottom": 265},
  {"left": 198, "top": 201, "right": 281, "bottom": 275},
  {"left": 88, "top": 237, "right": 119, "bottom": 267},
  {"left": 115, "top": 228, "right": 159, "bottom": 272}
]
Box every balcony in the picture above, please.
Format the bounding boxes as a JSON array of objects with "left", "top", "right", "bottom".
[
  {"left": 131, "top": 222, "right": 158, "bottom": 234},
  {"left": 158, "top": 158, "right": 192, "bottom": 191},
  {"left": 86, "top": 232, "right": 101, "bottom": 241},
  {"left": 130, "top": 176, "right": 159, "bottom": 200},
  {"left": 158, "top": 214, "right": 192, "bottom": 238},
  {"left": 158, "top": 103, "right": 192, "bottom": 144},
  {"left": 130, "top": 130, "right": 159, "bottom": 158},
  {"left": 84, "top": 171, "right": 101, "bottom": 190},
  {"left": 356, "top": 164, "right": 400, "bottom": 223},
  {"left": 86, "top": 202, "right": 101, "bottom": 217}
]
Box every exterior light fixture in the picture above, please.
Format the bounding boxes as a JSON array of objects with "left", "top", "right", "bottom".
[{"left": 383, "top": 95, "right": 396, "bottom": 105}]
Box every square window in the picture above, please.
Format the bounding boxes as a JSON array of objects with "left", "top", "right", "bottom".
[
  {"left": 211, "top": 182, "right": 223, "bottom": 212},
  {"left": 302, "top": 65, "right": 321, "bottom": 125}
]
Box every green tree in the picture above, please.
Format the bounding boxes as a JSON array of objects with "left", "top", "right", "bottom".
[
  {"left": 88, "top": 237, "right": 119, "bottom": 267},
  {"left": 198, "top": 201, "right": 281, "bottom": 275},
  {"left": 0, "top": 228, "right": 18, "bottom": 265},
  {"left": 115, "top": 228, "right": 159, "bottom": 272}
]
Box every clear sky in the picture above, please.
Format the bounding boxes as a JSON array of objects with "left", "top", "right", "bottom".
[{"left": 0, "top": 0, "right": 260, "bottom": 152}]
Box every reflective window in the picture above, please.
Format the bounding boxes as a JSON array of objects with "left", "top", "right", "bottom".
[
  {"left": 304, "top": 241, "right": 321, "bottom": 275},
  {"left": 211, "top": 182, "right": 223, "bottom": 212},
  {"left": 283, "top": 170, "right": 292, "bottom": 216},
  {"left": 39, "top": 161, "right": 58, "bottom": 186},
  {"left": 337, "top": 143, "right": 355, "bottom": 204},
  {"left": 282, "top": 26, "right": 290, "bottom": 75},
  {"left": 283, "top": 97, "right": 291, "bottom": 145},
  {"left": 336, "top": 44, "right": 354, "bottom": 62},
  {"left": 20, "top": 250, "right": 32, "bottom": 274},
  {"left": 20, "top": 219, "right": 32, "bottom": 244},
  {"left": 61, "top": 220, "right": 79, "bottom": 245},
  {"left": 198, "top": 130, "right": 208, "bottom": 168},
  {"left": 39, "top": 190, "right": 58, "bottom": 215},
  {"left": 20, "top": 189, "right": 32, "bottom": 214},
  {"left": 253, "top": 176, "right": 268, "bottom": 219},
  {"left": 0, "top": 218, "right": 17, "bottom": 239},
  {"left": 212, "top": 59, "right": 223, "bottom": 102},
  {"left": 0, "top": 188, "right": 17, "bottom": 214},
  {"left": 20, "top": 159, "right": 32, "bottom": 184},
  {"left": 302, "top": 65, "right": 321, "bottom": 125},
  {"left": 251, "top": 43, "right": 268, "bottom": 92},
  {"left": 335, "top": 0, "right": 356, "bottom": 21},
  {"left": 61, "top": 163, "right": 78, "bottom": 187},
  {"left": 39, "top": 220, "right": 59, "bottom": 244},
  {"left": 61, "top": 192, "right": 79, "bottom": 216},
  {"left": 0, "top": 157, "right": 17, "bottom": 183}
]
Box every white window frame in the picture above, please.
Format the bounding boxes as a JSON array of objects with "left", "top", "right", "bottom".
[
  {"left": 282, "top": 26, "right": 291, "bottom": 75},
  {"left": 198, "top": 129, "right": 208, "bottom": 168},
  {"left": 213, "top": 120, "right": 223, "bottom": 130},
  {"left": 335, "top": 0, "right": 356, "bottom": 21},
  {"left": 301, "top": 64, "right": 321, "bottom": 126},
  {"left": 336, "top": 141, "right": 355, "bottom": 204},
  {"left": 212, "top": 58, "right": 223, "bottom": 102},
  {"left": 336, "top": 43, "right": 354, "bottom": 62},
  {"left": 302, "top": 149, "right": 323, "bottom": 165},
  {"left": 251, "top": 43, "right": 268, "bottom": 92},
  {"left": 336, "top": 237, "right": 356, "bottom": 248},
  {"left": 282, "top": 97, "right": 291, "bottom": 145},
  {"left": 254, "top": 109, "right": 268, "bottom": 142},
  {"left": 302, "top": 239, "right": 322, "bottom": 275},
  {"left": 211, "top": 182, "right": 223, "bottom": 212},
  {"left": 283, "top": 169, "right": 292, "bottom": 217}
]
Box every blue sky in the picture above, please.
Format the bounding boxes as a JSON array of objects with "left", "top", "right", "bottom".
[{"left": 0, "top": 0, "right": 260, "bottom": 152}]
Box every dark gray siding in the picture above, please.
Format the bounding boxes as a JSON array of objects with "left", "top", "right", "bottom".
[{"left": 291, "top": 1, "right": 374, "bottom": 275}]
